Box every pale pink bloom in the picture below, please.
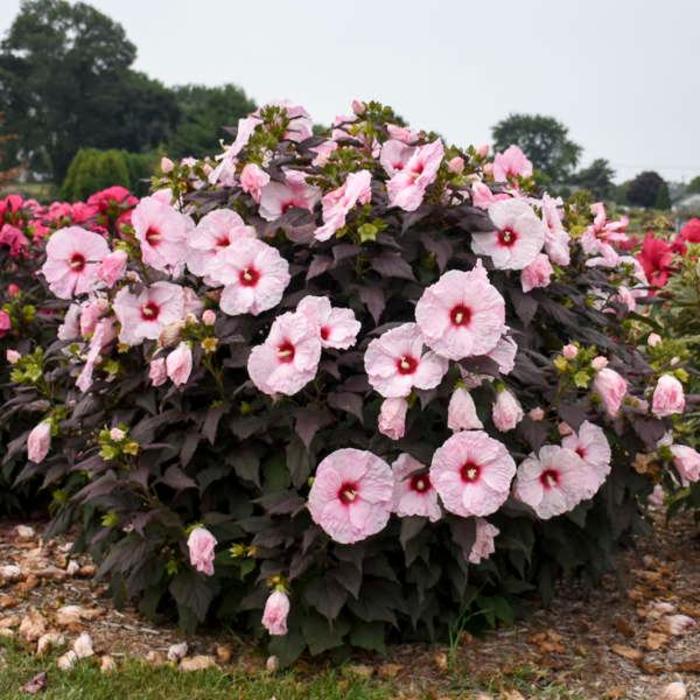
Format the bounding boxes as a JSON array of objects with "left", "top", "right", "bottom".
[
  {"left": 202, "top": 309, "right": 216, "bottom": 326},
  {"left": 447, "top": 387, "right": 483, "bottom": 431},
  {"left": 364, "top": 323, "right": 448, "bottom": 398},
  {"left": 476, "top": 144, "right": 490, "bottom": 158},
  {"left": 430, "top": 430, "right": 516, "bottom": 517},
  {"left": 27, "top": 420, "right": 52, "bottom": 464},
  {"left": 558, "top": 421, "right": 573, "bottom": 437},
  {"left": 380, "top": 139, "right": 415, "bottom": 176},
  {"left": 315, "top": 170, "right": 372, "bottom": 241},
  {"left": 669, "top": 445, "right": 700, "bottom": 485},
  {"left": 76, "top": 318, "right": 115, "bottom": 392},
  {"left": 539, "top": 194, "right": 570, "bottom": 265},
  {"left": 351, "top": 99, "right": 366, "bottom": 115},
  {"left": 468, "top": 518, "right": 500, "bottom": 564},
  {"left": 58, "top": 304, "right": 81, "bottom": 341},
  {"left": 262, "top": 590, "right": 290, "bottom": 636},
  {"left": 472, "top": 199, "right": 545, "bottom": 270},
  {"left": 562, "top": 420, "right": 612, "bottom": 498},
  {"left": 41, "top": 227, "right": 110, "bottom": 299},
  {"left": 187, "top": 527, "right": 217, "bottom": 576},
  {"left": 591, "top": 356, "right": 608, "bottom": 371},
  {"left": 378, "top": 397, "right": 408, "bottom": 441},
  {"left": 486, "top": 335, "right": 518, "bottom": 375},
  {"left": 258, "top": 170, "right": 321, "bottom": 221},
  {"left": 307, "top": 448, "right": 394, "bottom": 544},
  {"left": 97, "top": 250, "right": 128, "bottom": 288},
  {"left": 132, "top": 196, "right": 193, "bottom": 275},
  {"left": 580, "top": 202, "right": 629, "bottom": 265},
  {"left": 648, "top": 333, "right": 662, "bottom": 347},
  {"left": 182, "top": 288, "right": 204, "bottom": 319},
  {"left": 149, "top": 357, "right": 167, "bottom": 386},
  {"left": 648, "top": 484, "right": 665, "bottom": 508},
  {"left": 387, "top": 139, "right": 444, "bottom": 211},
  {"left": 113, "top": 282, "right": 186, "bottom": 346},
  {"left": 187, "top": 209, "right": 256, "bottom": 278},
  {"left": 296, "top": 296, "right": 361, "bottom": 350},
  {"left": 492, "top": 388, "right": 524, "bottom": 432},
  {"left": 492, "top": 145, "right": 533, "bottom": 182},
  {"left": 247, "top": 311, "right": 321, "bottom": 396},
  {"left": 207, "top": 238, "right": 290, "bottom": 317},
  {"left": 109, "top": 427, "right": 126, "bottom": 441},
  {"left": 166, "top": 342, "right": 193, "bottom": 387},
  {"left": 386, "top": 124, "right": 419, "bottom": 144},
  {"left": 239, "top": 163, "right": 270, "bottom": 203},
  {"left": 562, "top": 344, "right": 578, "bottom": 360},
  {"left": 593, "top": 367, "right": 628, "bottom": 417},
  {"left": 652, "top": 375, "right": 685, "bottom": 418},
  {"left": 209, "top": 115, "right": 261, "bottom": 184},
  {"left": 79, "top": 298, "right": 109, "bottom": 338},
  {"left": 612, "top": 285, "right": 637, "bottom": 313},
  {"left": 513, "top": 446, "right": 596, "bottom": 519},
  {"left": 391, "top": 453, "right": 441, "bottom": 522},
  {"left": 470, "top": 181, "right": 510, "bottom": 210},
  {"left": 310, "top": 139, "right": 338, "bottom": 167},
  {"left": 521, "top": 253, "right": 553, "bottom": 293},
  {"left": 160, "top": 157, "right": 174, "bottom": 173},
  {"left": 415, "top": 260, "right": 506, "bottom": 361},
  {"left": 6, "top": 349, "right": 20, "bottom": 364},
  {"left": 263, "top": 100, "right": 313, "bottom": 142},
  {"left": 529, "top": 407, "right": 545, "bottom": 421}
]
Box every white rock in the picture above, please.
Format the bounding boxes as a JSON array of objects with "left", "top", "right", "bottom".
[
  {"left": 179, "top": 655, "right": 217, "bottom": 671},
  {"left": 56, "top": 605, "right": 83, "bottom": 627},
  {"left": 37, "top": 631, "right": 65, "bottom": 657},
  {"left": 73, "top": 632, "right": 94, "bottom": 659},
  {"left": 265, "top": 655, "right": 280, "bottom": 673},
  {"left": 662, "top": 614, "right": 696, "bottom": 636},
  {"left": 657, "top": 681, "right": 687, "bottom": 700},
  {"left": 167, "top": 641, "right": 188, "bottom": 662},
  {"left": 57, "top": 650, "right": 78, "bottom": 670},
  {"left": 66, "top": 561, "right": 80, "bottom": 576},
  {"left": 0, "top": 565, "right": 22, "bottom": 582},
  {"left": 100, "top": 655, "right": 117, "bottom": 674},
  {"left": 15, "top": 525, "right": 36, "bottom": 540}
]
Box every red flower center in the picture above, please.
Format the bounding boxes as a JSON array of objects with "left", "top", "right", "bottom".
[
  {"left": 393, "top": 162, "right": 404, "bottom": 171},
  {"left": 239, "top": 266, "right": 260, "bottom": 287},
  {"left": 215, "top": 235, "right": 230, "bottom": 248},
  {"left": 69, "top": 253, "right": 86, "bottom": 272},
  {"left": 140, "top": 301, "right": 160, "bottom": 321},
  {"left": 281, "top": 201, "right": 296, "bottom": 214},
  {"left": 320, "top": 326, "right": 330, "bottom": 341},
  {"left": 460, "top": 461, "right": 481, "bottom": 483},
  {"left": 145, "top": 226, "right": 162, "bottom": 247},
  {"left": 575, "top": 446, "right": 587, "bottom": 459},
  {"left": 396, "top": 354, "right": 418, "bottom": 375},
  {"left": 498, "top": 227, "right": 518, "bottom": 248},
  {"left": 540, "top": 469, "right": 560, "bottom": 489},
  {"left": 338, "top": 481, "right": 359, "bottom": 504},
  {"left": 410, "top": 473, "right": 431, "bottom": 493},
  {"left": 450, "top": 304, "right": 472, "bottom": 327},
  {"left": 276, "top": 340, "right": 295, "bottom": 363}
]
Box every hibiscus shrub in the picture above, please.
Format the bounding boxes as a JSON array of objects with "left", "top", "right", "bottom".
[{"left": 4, "top": 101, "right": 697, "bottom": 663}]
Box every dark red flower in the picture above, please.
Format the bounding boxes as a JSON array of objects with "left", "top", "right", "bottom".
[
  {"left": 637, "top": 233, "right": 674, "bottom": 288},
  {"left": 672, "top": 218, "right": 700, "bottom": 254}
]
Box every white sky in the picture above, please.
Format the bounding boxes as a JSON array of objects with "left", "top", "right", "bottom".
[{"left": 2, "top": 0, "right": 699, "bottom": 183}]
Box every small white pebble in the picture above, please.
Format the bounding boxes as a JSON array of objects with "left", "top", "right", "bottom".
[
  {"left": 73, "top": 632, "right": 94, "bottom": 659},
  {"left": 167, "top": 641, "right": 188, "bottom": 661}
]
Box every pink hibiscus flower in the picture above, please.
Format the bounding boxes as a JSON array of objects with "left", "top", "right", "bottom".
[
  {"left": 415, "top": 260, "right": 506, "bottom": 361},
  {"left": 492, "top": 388, "right": 524, "bottom": 432},
  {"left": 307, "top": 448, "right": 394, "bottom": 544},
  {"left": 314, "top": 170, "right": 372, "bottom": 242},
  {"left": 521, "top": 253, "right": 554, "bottom": 293},
  {"left": 132, "top": 196, "right": 194, "bottom": 275},
  {"left": 468, "top": 518, "right": 500, "bottom": 564},
  {"left": 593, "top": 367, "right": 628, "bottom": 418},
  {"left": 486, "top": 335, "right": 518, "bottom": 375},
  {"left": 296, "top": 295, "right": 361, "bottom": 350},
  {"left": 581, "top": 202, "right": 629, "bottom": 267},
  {"left": 113, "top": 281, "right": 186, "bottom": 346},
  {"left": 207, "top": 238, "right": 290, "bottom": 317},
  {"left": 472, "top": 199, "right": 545, "bottom": 270},
  {"left": 240, "top": 163, "right": 270, "bottom": 203},
  {"left": 669, "top": 444, "right": 700, "bottom": 485},
  {"left": 187, "top": 209, "right": 257, "bottom": 278},
  {"left": 539, "top": 194, "right": 570, "bottom": 265},
  {"left": 41, "top": 227, "right": 110, "bottom": 299},
  {"left": 75, "top": 318, "right": 116, "bottom": 393},
  {"left": 562, "top": 420, "right": 611, "bottom": 498},
  {"left": 0, "top": 224, "right": 30, "bottom": 257},
  {"left": 430, "top": 430, "right": 516, "bottom": 517},
  {"left": 386, "top": 139, "right": 444, "bottom": 212},
  {"left": 391, "top": 453, "right": 441, "bottom": 522},
  {"left": 378, "top": 397, "right": 408, "bottom": 440},
  {"left": 651, "top": 374, "right": 686, "bottom": 418},
  {"left": 380, "top": 139, "right": 415, "bottom": 176},
  {"left": 262, "top": 590, "right": 290, "bottom": 636},
  {"left": 513, "top": 445, "right": 595, "bottom": 519},
  {"left": 447, "top": 387, "right": 483, "bottom": 431},
  {"left": 259, "top": 170, "right": 321, "bottom": 222},
  {"left": 470, "top": 181, "right": 511, "bottom": 210},
  {"left": 247, "top": 311, "right": 322, "bottom": 396},
  {"left": 492, "top": 145, "right": 533, "bottom": 182},
  {"left": 364, "top": 323, "right": 448, "bottom": 398},
  {"left": 187, "top": 527, "right": 217, "bottom": 576}
]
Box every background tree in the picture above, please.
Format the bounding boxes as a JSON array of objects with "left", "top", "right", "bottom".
[
  {"left": 626, "top": 170, "right": 670, "bottom": 209},
  {"left": 572, "top": 158, "right": 616, "bottom": 200},
  {"left": 0, "top": 113, "right": 21, "bottom": 186},
  {"left": 685, "top": 175, "right": 700, "bottom": 194},
  {"left": 491, "top": 113, "right": 582, "bottom": 183}
]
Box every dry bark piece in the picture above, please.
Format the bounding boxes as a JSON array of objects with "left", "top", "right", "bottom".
[
  {"left": 214, "top": 644, "right": 232, "bottom": 664},
  {"left": 56, "top": 650, "right": 78, "bottom": 671},
  {"left": 657, "top": 682, "right": 687, "bottom": 700},
  {"left": 100, "top": 655, "right": 117, "bottom": 674},
  {"left": 179, "top": 655, "right": 217, "bottom": 672},
  {"left": 610, "top": 644, "right": 644, "bottom": 662},
  {"left": 342, "top": 664, "right": 374, "bottom": 679},
  {"left": 377, "top": 663, "right": 403, "bottom": 679},
  {"left": 36, "top": 631, "right": 65, "bottom": 657},
  {"left": 15, "top": 525, "right": 36, "bottom": 541},
  {"left": 644, "top": 631, "right": 669, "bottom": 651},
  {"left": 73, "top": 632, "right": 94, "bottom": 659},
  {"left": 19, "top": 609, "right": 46, "bottom": 643},
  {"left": 145, "top": 650, "right": 167, "bottom": 667}
]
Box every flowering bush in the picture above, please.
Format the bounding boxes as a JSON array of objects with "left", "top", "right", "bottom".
[{"left": 3, "top": 101, "right": 697, "bottom": 662}]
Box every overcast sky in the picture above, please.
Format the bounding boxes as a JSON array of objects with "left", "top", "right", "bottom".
[{"left": 2, "top": 0, "right": 698, "bottom": 183}]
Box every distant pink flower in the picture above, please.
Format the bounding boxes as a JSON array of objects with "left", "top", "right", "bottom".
[
  {"left": 209, "top": 116, "right": 261, "bottom": 185},
  {"left": 79, "top": 298, "right": 109, "bottom": 337},
  {"left": 296, "top": 296, "right": 361, "bottom": 350},
  {"left": 7, "top": 283, "right": 20, "bottom": 297},
  {"left": 149, "top": 357, "right": 167, "bottom": 386},
  {"left": 492, "top": 145, "right": 532, "bottom": 182},
  {"left": 160, "top": 157, "right": 174, "bottom": 173},
  {"left": 387, "top": 124, "right": 419, "bottom": 144},
  {"left": 468, "top": 518, "right": 500, "bottom": 564},
  {"left": 430, "top": 430, "right": 516, "bottom": 517},
  {"left": 648, "top": 333, "right": 662, "bottom": 347},
  {"left": 262, "top": 590, "right": 290, "bottom": 636},
  {"left": 380, "top": 139, "right": 415, "bottom": 176},
  {"left": 364, "top": 323, "right": 448, "bottom": 398},
  {"left": 581, "top": 202, "right": 629, "bottom": 266},
  {"left": 0, "top": 224, "right": 29, "bottom": 256},
  {"left": 593, "top": 367, "right": 628, "bottom": 417},
  {"left": 415, "top": 260, "right": 506, "bottom": 360},
  {"left": 202, "top": 309, "right": 216, "bottom": 326},
  {"left": 0, "top": 311, "right": 10, "bottom": 338},
  {"left": 41, "top": 227, "right": 110, "bottom": 299},
  {"left": 307, "top": 448, "right": 394, "bottom": 544},
  {"left": 240, "top": 163, "right": 270, "bottom": 203},
  {"left": 166, "top": 342, "right": 193, "bottom": 387},
  {"left": 132, "top": 196, "right": 193, "bottom": 275},
  {"left": 207, "top": 238, "right": 290, "bottom": 317},
  {"left": 447, "top": 156, "right": 465, "bottom": 174},
  {"left": 471, "top": 182, "right": 510, "bottom": 210},
  {"left": 187, "top": 209, "right": 256, "bottom": 278},
  {"left": 591, "top": 356, "right": 608, "bottom": 371},
  {"left": 386, "top": 139, "right": 444, "bottom": 211},
  {"left": 263, "top": 100, "right": 314, "bottom": 142},
  {"left": 258, "top": 170, "right": 321, "bottom": 222},
  {"left": 247, "top": 311, "right": 321, "bottom": 396},
  {"left": 378, "top": 397, "right": 408, "bottom": 441},
  {"left": 486, "top": 335, "right": 518, "bottom": 375},
  {"left": 472, "top": 199, "right": 545, "bottom": 270},
  {"left": 514, "top": 445, "right": 594, "bottom": 519},
  {"left": 652, "top": 375, "right": 685, "bottom": 417},
  {"left": 562, "top": 344, "right": 578, "bottom": 360},
  {"left": 392, "top": 453, "right": 441, "bottom": 522},
  {"left": 529, "top": 407, "right": 545, "bottom": 421},
  {"left": 86, "top": 186, "right": 137, "bottom": 214},
  {"left": 187, "top": 527, "right": 217, "bottom": 576},
  {"left": 521, "top": 253, "right": 553, "bottom": 293},
  {"left": 669, "top": 444, "right": 700, "bottom": 485},
  {"left": 476, "top": 144, "right": 490, "bottom": 157},
  {"left": 562, "top": 420, "right": 611, "bottom": 498},
  {"left": 6, "top": 349, "right": 20, "bottom": 364},
  {"left": 447, "top": 388, "right": 483, "bottom": 431},
  {"left": 539, "top": 194, "right": 570, "bottom": 265},
  {"left": 315, "top": 170, "right": 372, "bottom": 241},
  {"left": 97, "top": 250, "right": 128, "bottom": 288},
  {"left": 27, "top": 420, "right": 52, "bottom": 464},
  {"left": 492, "top": 389, "right": 523, "bottom": 432},
  {"left": 113, "top": 282, "right": 185, "bottom": 346},
  {"left": 310, "top": 140, "right": 338, "bottom": 167}
]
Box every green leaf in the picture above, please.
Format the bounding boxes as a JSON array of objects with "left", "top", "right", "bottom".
[
  {"left": 301, "top": 613, "right": 350, "bottom": 655},
  {"left": 349, "top": 620, "right": 386, "bottom": 653}
]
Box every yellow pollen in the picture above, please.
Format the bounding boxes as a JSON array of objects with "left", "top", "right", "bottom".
[{"left": 454, "top": 311, "right": 464, "bottom": 324}]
